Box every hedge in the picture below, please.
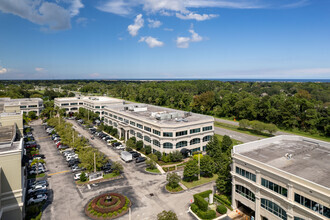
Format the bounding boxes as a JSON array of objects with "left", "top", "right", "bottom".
[
  {"left": 216, "top": 204, "right": 227, "bottom": 214},
  {"left": 197, "top": 210, "right": 216, "bottom": 219},
  {"left": 193, "top": 194, "right": 208, "bottom": 212},
  {"left": 214, "top": 194, "right": 231, "bottom": 206},
  {"left": 196, "top": 190, "right": 212, "bottom": 198},
  {"left": 191, "top": 203, "right": 199, "bottom": 213}
]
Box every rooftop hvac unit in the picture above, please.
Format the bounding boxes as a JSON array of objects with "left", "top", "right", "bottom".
[
  {"left": 285, "top": 153, "right": 293, "bottom": 159},
  {"left": 124, "top": 107, "right": 129, "bottom": 111}
]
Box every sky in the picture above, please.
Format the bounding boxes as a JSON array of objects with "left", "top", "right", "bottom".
[{"left": 0, "top": 0, "right": 329, "bottom": 79}]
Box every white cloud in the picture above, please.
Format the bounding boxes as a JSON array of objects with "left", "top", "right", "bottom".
[
  {"left": 163, "top": 28, "right": 173, "bottom": 31},
  {"left": 176, "top": 27, "right": 203, "bottom": 48},
  {"left": 90, "top": 72, "right": 100, "bottom": 77},
  {"left": 0, "top": 66, "right": 7, "bottom": 74},
  {"left": 128, "top": 14, "right": 144, "bottom": 36},
  {"left": 176, "top": 12, "right": 218, "bottom": 21},
  {"left": 35, "top": 67, "right": 47, "bottom": 72},
  {"left": 148, "top": 19, "right": 162, "bottom": 28},
  {"left": 96, "top": 0, "right": 133, "bottom": 16},
  {"left": 139, "top": 36, "right": 164, "bottom": 48},
  {"left": 0, "top": 0, "right": 82, "bottom": 30},
  {"left": 76, "top": 17, "right": 88, "bottom": 26}
]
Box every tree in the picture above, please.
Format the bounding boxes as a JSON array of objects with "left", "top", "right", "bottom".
[
  {"left": 239, "top": 119, "right": 250, "bottom": 129},
  {"left": 136, "top": 140, "right": 143, "bottom": 150},
  {"left": 206, "top": 136, "right": 222, "bottom": 159},
  {"left": 264, "top": 123, "right": 278, "bottom": 134},
  {"left": 221, "top": 135, "right": 233, "bottom": 154},
  {"left": 200, "top": 155, "right": 215, "bottom": 177},
  {"left": 112, "top": 161, "right": 123, "bottom": 175},
  {"left": 80, "top": 172, "right": 87, "bottom": 182},
  {"left": 79, "top": 148, "right": 107, "bottom": 172},
  {"left": 149, "top": 154, "right": 158, "bottom": 162},
  {"left": 145, "top": 145, "right": 152, "bottom": 155},
  {"left": 126, "top": 139, "right": 136, "bottom": 149},
  {"left": 166, "top": 173, "right": 181, "bottom": 188},
  {"left": 157, "top": 210, "right": 178, "bottom": 220},
  {"left": 183, "top": 159, "right": 198, "bottom": 182},
  {"left": 155, "top": 151, "right": 162, "bottom": 160},
  {"left": 28, "top": 111, "right": 37, "bottom": 120},
  {"left": 171, "top": 151, "right": 183, "bottom": 162},
  {"left": 146, "top": 159, "right": 156, "bottom": 170}
]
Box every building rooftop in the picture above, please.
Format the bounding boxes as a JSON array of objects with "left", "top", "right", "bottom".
[
  {"left": 234, "top": 136, "right": 330, "bottom": 189},
  {"left": 0, "top": 97, "right": 43, "bottom": 105},
  {"left": 0, "top": 125, "right": 21, "bottom": 153},
  {"left": 55, "top": 96, "right": 123, "bottom": 103},
  {"left": 104, "top": 103, "right": 214, "bottom": 126}
]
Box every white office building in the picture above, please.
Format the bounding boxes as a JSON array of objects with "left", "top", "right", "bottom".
[
  {"left": 0, "top": 98, "right": 43, "bottom": 116},
  {"left": 232, "top": 135, "right": 330, "bottom": 220}
]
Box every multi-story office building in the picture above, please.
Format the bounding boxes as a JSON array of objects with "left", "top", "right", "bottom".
[
  {"left": 0, "top": 98, "right": 43, "bottom": 116},
  {"left": 232, "top": 135, "right": 330, "bottom": 220},
  {"left": 103, "top": 103, "right": 214, "bottom": 154},
  {"left": 0, "top": 125, "right": 25, "bottom": 220},
  {"left": 54, "top": 96, "right": 124, "bottom": 118},
  {"left": 0, "top": 104, "right": 23, "bottom": 135}
]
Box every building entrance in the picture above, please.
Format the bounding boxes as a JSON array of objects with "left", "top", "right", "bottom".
[{"left": 237, "top": 201, "right": 255, "bottom": 220}]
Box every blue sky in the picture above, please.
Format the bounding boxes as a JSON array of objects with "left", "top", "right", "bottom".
[{"left": 0, "top": 0, "right": 329, "bottom": 79}]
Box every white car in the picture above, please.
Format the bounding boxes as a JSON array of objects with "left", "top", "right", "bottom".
[
  {"left": 31, "top": 164, "right": 45, "bottom": 170},
  {"left": 66, "top": 154, "right": 78, "bottom": 161},
  {"left": 27, "top": 194, "right": 47, "bottom": 205},
  {"left": 74, "top": 172, "right": 88, "bottom": 181},
  {"left": 28, "top": 184, "right": 47, "bottom": 194},
  {"left": 115, "top": 145, "right": 125, "bottom": 150},
  {"left": 29, "top": 168, "right": 45, "bottom": 175}
]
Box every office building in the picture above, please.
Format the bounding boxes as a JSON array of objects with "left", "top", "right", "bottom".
[
  {"left": 0, "top": 98, "right": 43, "bottom": 116},
  {"left": 232, "top": 135, "right": 330, "bottom": 220}
]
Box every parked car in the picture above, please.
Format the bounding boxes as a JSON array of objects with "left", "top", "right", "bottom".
[
  {"left": 129, "top": 151, "right": 141, "bottom": 158},
  {"left": 29, "top": 180, "right": 48, "bottom": 188},
  {"left": 28, "top": 184, "right": 47, "bottom": 194},
  {"left": 27, "top": 194, "right": 47, "bottom": 205},
  {"left": 29, "top": 168, "right": 45, "bottom": 175},
  {"left": 112, "top": 142, "right": 121, "bottom": 147},
  {"left": 115, "top": 145, "right": 125, "bottom": 150},
  {"left": 71, "top": 165, "right": 84, "bottom": 172},
  {"left": 28, "top": 189, "right": 48, "bottom": 198},
  {"left": 58, "top": 145, "right": 69, "bottom": 150},
  {"left": 135, "top": 157, "right": 146, "bottom": 163},
  {"left": 31, "top": 154, "right": 45, "bottom": 159},
  {"left": 74, "top": 172, "right": 88, "bottom": 181}
]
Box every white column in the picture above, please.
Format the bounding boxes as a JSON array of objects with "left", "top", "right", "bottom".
[
  {"left": 255, "top": 188, "right": 261, "bottom": 220},
  {"left": 232, "top": 176, "right": 237, "bottom": 209}
]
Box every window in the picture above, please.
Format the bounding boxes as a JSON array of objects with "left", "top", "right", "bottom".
[
  {"left": 163, "top": 143, "right": 173, "bottom": 149},
  {"left": 176, "top": 130, "right": 187, "bottom": 137},
  {"left": 28, "top": 105, "right": 37, "bottom": 108},
  {"left": 102, "top": 106, "right": 105, "bottom": 109},
  {"left": 130, "top": 121, "right": 135, "bottom": 126},
  {"left": 235, "top": 185, "right": 255, "bottom": 202},
  {"left": 261, "top": 178, "right": 287, "bottom": 197},
  {"left": 163, "top": 132, "right": 173, "bottom": 137},
  {"left": 294, "top": 217, "right": 305, "bottom": 220},
  {"left": 124, "top": 119, "right": 129, "bottom": 124},
  {"left": 190, "top": 128, "right": 200, "bottom": 134},
  {"left": 137, "top": 123, "right": 143, "bottom": 129},
  {"left": 202, "top": 126, "right": 212, "bottom": 131},
  {"left": 144, "top": 126, "right": 151, "bottom": 132},
  {"left": 137, "top": 132, "right": 143, "bottom": 139},
  {"left": 71, "top": 107, "right": 78, "bottom": 111},
  {"left": 114, "top": 122, "right": 118, "bottom": 127},
  {"left": 79, "top": 102, "right": 83, "bottom": 105},
  {"left": 130, "top": 130, "right": 135, "bottom": 135},
  {"left": 20, "top": 106, "right": 27, "bottom": 109},
  {"left": 203, "top": 135, "right": 212, "bottom": 142},
  {"left": 144, "top": 136, "right": 151, "bottom": 143},
  {"left": 191, "top": 147, "right": 200, "bottom": 153},
  {"left": 104, "top": 112, "right": 108, "bottom": 116},
  {"left": 236, "top": 167, "right": 256, "bottom": 182},
  {"left": 261, "top": 198, "right": 287, "bottom": 220},
  {"left": 61, "top": 103, "right": 69, "bottom": 106},
  {"left": 153, "top": 140, "right": 160, "bottom": 147},
  {"left": 118, "top": 117, "right": 123, "bottom": 121},
  {"left": 70, "top": 103, "right": 78, "bottom": 105},
  {"left": 110, "top": 113, "right": 113, "bottom": 117},
  {"left": 95, "top": 106, "right": 100, "bottom": 109},
  {"left": 294, "top": 193, "right": 330, "bottom": 218},
  {"left": 176, "top": 141, "right": 187, "bottom": 149},
  {"left": 104, "top": 119, "right": 108, "bottom": 123},
  {"left": 113, "top": 115, "right": 117, "bottom": 119},
  {"left": 190, "top": 138, "right": 200, "bottom": 145},
  {"left": 153, "top": 129, "right": 161, "bottom": 136}
]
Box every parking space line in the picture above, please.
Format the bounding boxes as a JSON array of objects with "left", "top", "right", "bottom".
[
  {"left": 48, "top": 170, "right": 70, "bottom": 176},
  {"left": 36, "top": 136, "right": 49, "bottom": 140}
]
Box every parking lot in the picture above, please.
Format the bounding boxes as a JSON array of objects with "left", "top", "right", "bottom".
[{"left": 31, "top": 119, "right": 215, "bottom": 219}]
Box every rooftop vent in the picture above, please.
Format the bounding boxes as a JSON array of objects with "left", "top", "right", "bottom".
[{"left": 285, "top": 153, "right": 293, "bottom": 160}]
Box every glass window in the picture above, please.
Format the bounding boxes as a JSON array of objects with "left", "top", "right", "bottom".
[
  {"left": 153, "top": 129, "right": 161, "bottom": 136},
  {"left": 137, "top": 123, "right": 143, "bottom": 129},
  {"left": 176, "top": 141, "right": 187, "bottom": 148},
  {"left": 163, "top": 142, "right": 173, "bottom": 149},
  {"left": 144, "top": 136, "right": 151, "bottom": 143},
  {"left": 235, "top": 185, "right": 255, "bottom": 202},
  {"left": 118, "top": 117, "right": 123, "bottom": 121},
  {"left": 202, "top": 126, "right": 212, "bottom": 131},
  {"left": 236, "top": 167, "right": 256, "bottom": 182},
  {"left": 190, "top": 128, "right": 200, "bottom": 134},
  {"left": 144, "top": 126, "right": 151, "bottom": 132},
  {"left": 176, "top": 130, "right": 187, "bottom": 137},
  {"left": 153, "top": 140, "right": 160, "bottom": 147},
  {"left": 137, "top": 132, "right": 143, "bottom": 139},
  {"left": 163, "top": 132, "right": 173, "bottom": 137},
  {"left": 130, "top": 121, "right": 135, "bottom": 126},
  {"left": 261, "top": 198, "right": 287, "bottom": 220},
  {"left": 202, "top": 135, "right": 212, "bottom": 142},
  {"left": 190, "top": 138, "right": 200, "bottom": 145}
]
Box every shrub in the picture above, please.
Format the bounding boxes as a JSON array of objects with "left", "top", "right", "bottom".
[
  {"left": 214, "top": 194, "right": 231, "bottom": 206},
  {"left": 97, "top": 212, "right": 102, "bottom": 217},
  {"left": 118, "top": 209, "right": 122, "bottom": 214},
  {"left": 196, "top": 190, "right": 212, "bottom": 198},
  {"left": 197, "top": 210, "right": 216, "bottom": 219},
  {"left": 80, "top": 171, "right": 87, "bottom": 182},
  {"left": 107, "top": 213, "right": 113, "bottom": 217},
  {"left": 113, "top": 211, "right": 118, "bottom": 216},
  {"left": 217, "top": 204, "right": 227, "bottom": 214},
  {"left": 122, "top": 207, "right": 127, "bottom": 211},
  {"left": 102, "top": 213, "right": 107, "bottom": 218},
  {"left": 193, "top": 195, "right": 208, "bottom": 211},
  {"left": 191, "top": 203, "right": 199, "bottom": 213},
  {"left": 166, "top": 172, "right": 181, "bottom": 188},
  {"left": 155, "top": 151, "right": 162, "bottom": 160},
  {"left": 145, "top": 145, "right": 152, "bottom": 155}
]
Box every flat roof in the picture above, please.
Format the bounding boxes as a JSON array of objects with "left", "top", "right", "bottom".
[
  {"left": 104, "top": 103, "right": 214, "bottom": 126},
  {"left": 0, "top": 125, "right": 14, "bottom": 142},
  {"left": 234, "top": 136, "right": 330, "bottom": 188},
  {"left": 55, "top": 96, "right": 123, "bottom": 103},
  {"left": 0, "top": 125, "right": 21, "bottom": 153}
]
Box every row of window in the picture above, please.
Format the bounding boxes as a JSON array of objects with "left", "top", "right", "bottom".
[
  {"left": 261, "top": 198, "right": 287, "bottom": 220},
  {"left": 261, "top": 178, "right": 288, "bottom": 197},
  {"left": 236, "top": 167, "right": 256, "bottom": 182},
  {"left": 235, "top": 185, "right": 255, "bottom": 202},
  {"left": 21, "top": 105, "right": 40, "bottom": 108},
  {"left": 294, "top": 193, "right": 330, "bottom": 218}
]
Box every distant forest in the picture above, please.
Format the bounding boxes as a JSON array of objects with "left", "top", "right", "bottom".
[{"left": 0, "top": 80, "right": 329, "bottom": 136}]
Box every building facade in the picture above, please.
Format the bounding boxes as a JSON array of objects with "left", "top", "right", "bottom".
[
  {"left": 103, "top": 104, "right": 214, "bottom": 154},
  {"left": 0, "top": 125, "right": 25, "bottom": 220},
  {"left": 54, "top": 96, "right": 124, "bottom": 118},
  {"left": 0, "top": 98, "right": 43, "bottom": 116},
  {"left": 232, "top": 136, "right": 330, "bottom": 220}
]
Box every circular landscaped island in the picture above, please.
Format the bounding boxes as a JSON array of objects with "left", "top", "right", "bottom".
[{"left": 85, "top": 192, "right": 131, "bottom": 219}]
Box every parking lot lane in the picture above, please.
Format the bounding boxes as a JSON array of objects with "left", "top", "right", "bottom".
[{"left": 31, "top": 120, "right": 88, "bottom": 220}]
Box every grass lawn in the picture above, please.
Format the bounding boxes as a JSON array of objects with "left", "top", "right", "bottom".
[
  {"left": 166, "top": 184, "right": 184, "bottom": 192},
  {"left": 27, "top": 173, "right": 46, "bottom": 179},
  {"left": 146, "top": 167, "right": 160, "bottom": 173},
  {"left": 215, "top": 134, "right": 242, "bottom": 145},
  {"left": 215, "top": 121, "right": 270, "bottom": 138},
  {"left": 157, "top": 160, "right": 182, "bottom": 166},
  {"left": 181, "top": 174, "right": 218, "bottom": 189},
  {"left": 103, "top": 172, "right": 120, "bottom": 179},
  {"left": 278, "top": 129, "right": 330, "bottom": 142}
]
